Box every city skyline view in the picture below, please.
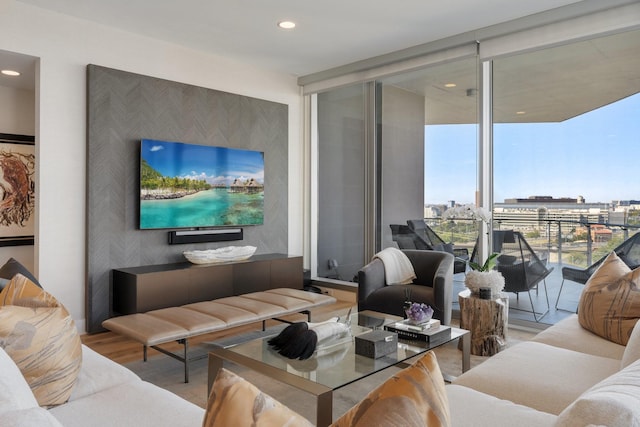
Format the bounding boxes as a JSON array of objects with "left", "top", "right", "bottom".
[{"left": 424, "top": 92, "right": 640, "bottom": 206}]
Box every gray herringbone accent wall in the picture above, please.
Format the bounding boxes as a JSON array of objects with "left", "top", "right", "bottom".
[{"left": 86, "top": 65, "right": 288, "bottom": 332}]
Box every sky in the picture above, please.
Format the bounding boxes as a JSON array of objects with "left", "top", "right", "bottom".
[
  {"left": 424, "top": 93, "right": 640, "bottom": 206},
  {"left": 141, "top": 139, "right": 264, "bottom": 185}
]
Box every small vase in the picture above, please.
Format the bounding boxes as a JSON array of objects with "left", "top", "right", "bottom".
[
  {"left": 464, "top": 270, "right": 505, "bottom": 296},
  {"left": 478, "top": 287, "right": 492, "bottom": 299}
]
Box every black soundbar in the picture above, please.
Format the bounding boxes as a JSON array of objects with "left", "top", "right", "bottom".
[{"left": 168, "top": 228, "right": 243, "bottom": 245}]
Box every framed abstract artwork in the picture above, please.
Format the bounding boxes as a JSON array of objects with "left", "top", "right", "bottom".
[{"left": 0, "top": 133, "right": 35, "bottom": 247}]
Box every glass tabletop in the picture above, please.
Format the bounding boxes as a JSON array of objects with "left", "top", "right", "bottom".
[{"left": 218, "top": 310, "right": 468, "bottom": 391}]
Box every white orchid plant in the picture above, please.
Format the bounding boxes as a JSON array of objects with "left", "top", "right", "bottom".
[
  {"left": 442, "top": 204, "right": 492, "bottom": 225},
  {"left": 443, "top": 204, "right": 504, "bottom": 294}
]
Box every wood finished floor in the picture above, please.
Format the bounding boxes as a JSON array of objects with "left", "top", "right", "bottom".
[{"left": 81, "top": 300, "right": 356, "bottom": 364}]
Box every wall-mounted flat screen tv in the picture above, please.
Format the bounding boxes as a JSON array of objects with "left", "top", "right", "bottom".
[{"left": 139, "top": 139, "right": 264, "bottom": 229}]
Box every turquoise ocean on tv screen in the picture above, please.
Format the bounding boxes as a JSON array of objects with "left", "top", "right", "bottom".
[{"left": 140, "top": 188, "right": 263, "bottom": 229}]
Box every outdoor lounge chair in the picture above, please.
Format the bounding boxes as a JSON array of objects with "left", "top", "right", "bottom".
[
  {"left": 407, "top": 220, "right": 470, "bottom": 273},
  {"left": 390, "top": 220, "right": 469, "bottom": 274},
  {"left": 493, "top": 230, "right": 554, "bottom": 322},
  {"left": 555, "top": 231, "right": 640, "bottom": 311}
]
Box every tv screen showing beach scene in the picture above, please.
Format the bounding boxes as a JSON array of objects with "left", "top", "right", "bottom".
[{"left": 139, "top": 139, "right": 264, "bottom": 229}]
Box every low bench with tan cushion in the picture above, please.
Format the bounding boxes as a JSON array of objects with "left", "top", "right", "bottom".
[{"left": 102, "top": 288, "right": 336, "bottom": 382}]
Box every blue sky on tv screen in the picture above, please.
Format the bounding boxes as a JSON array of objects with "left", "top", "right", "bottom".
[{"left": 141, "top": 139, "right": 264, "bottom": 186}]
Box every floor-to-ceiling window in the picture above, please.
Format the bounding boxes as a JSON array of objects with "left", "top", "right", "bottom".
[
  {"left": 314, "top": 56, "right": 478, "bottom": 282},
  {"left": 315, "top": 84, "right": 367, "bottom": 280},
  {"left": 492, "top": 29, "right": 640, "bottom": 267},
  {"left": 307, "top": 4, "right": 640, "bottom": 300},
  {"left": 378, "top": 58, "right": 479, "bottom": 253},
  {"left": 490, "top": 28, "right": 640, "bottom": 317}
]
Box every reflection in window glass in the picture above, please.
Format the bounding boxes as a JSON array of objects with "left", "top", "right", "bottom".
[{"left": 316, "top": 84, "right": 366, "bottom": 281}]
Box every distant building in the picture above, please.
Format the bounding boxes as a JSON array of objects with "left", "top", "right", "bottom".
[
  {"left": 503, "top": 195, "right": 578, "bottom": 204},
  {"left": 494, "top": 195, "right": 610, "bottom": 233},
  {"left": 616, "top": 200, "right": 640, "bottom": 207},
  {"left": 424, "top": 205, "right": 444, "bottom": 218}
]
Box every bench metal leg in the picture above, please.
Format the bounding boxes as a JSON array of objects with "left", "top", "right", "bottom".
[
  {"left": 143, "top": 345, "right": 147, "bottom": 362},
  {"left": 273, "top": 309, "right": 312, "bottom": 325},
  {"left": 149, "top": 338, "right": 200, "bottom": 383},
  {"left": 183, "top": 339, "right": 189, "bottom": 383}
]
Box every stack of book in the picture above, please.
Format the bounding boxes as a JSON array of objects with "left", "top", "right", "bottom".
[{"left": 384, "top": 318, "right": 451, "bottom": 344}]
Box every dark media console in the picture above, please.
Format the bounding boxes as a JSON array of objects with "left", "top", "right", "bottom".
[{"left": 111, "top": 253, "right": 303, "bottom": 315}]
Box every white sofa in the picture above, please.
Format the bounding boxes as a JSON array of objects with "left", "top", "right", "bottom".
[
  {"left": 447, "top": 314, "right": 640, "bottom": 427},
  {"left": 3, "top": 314, "right": 639, "bottom": 427},
  {"left": 0, "top": 344, "right": 205, "bottom": 427}
]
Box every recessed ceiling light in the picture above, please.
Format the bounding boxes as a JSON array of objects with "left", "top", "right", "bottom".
[
  {"left": 444, "top": 83, "right": 456, "bottom": 88},
  {"left": 278, "top": 21, "right": 296, "bottom": 30},
  {"left": 516, "top": 111, "right": 526, "bottom": 115},
  {"left": 1, "top": 70, "right": 20, "bottom": 76}
]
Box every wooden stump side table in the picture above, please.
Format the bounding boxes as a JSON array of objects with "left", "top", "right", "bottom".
[{"left": 458, "top": 289, "right": 508, "bottom": 356}]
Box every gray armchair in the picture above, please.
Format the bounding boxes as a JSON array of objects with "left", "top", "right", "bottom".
[{"left": 357, "top": 250, "right": 454, "bottom": 325}]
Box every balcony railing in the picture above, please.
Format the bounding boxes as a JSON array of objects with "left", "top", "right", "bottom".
[
  {"left": 422, "top": 215, "right": 639, "bottom": 323},
  {"left": 427, "top": 216, "right": 640, "bottom": 269}
]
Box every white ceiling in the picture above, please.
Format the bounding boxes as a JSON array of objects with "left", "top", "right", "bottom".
[
  {"left": 2, "top": 0, "right": 638, "bottom": 125},
  {"left": 14, "top": 0, "right": 587, "bottom": 77},
  {"left": 0, "top": 50, "right": 36, "bottom": 90},
  {"left": 384, "top": 28, "right": 640, "bottom": 124}
]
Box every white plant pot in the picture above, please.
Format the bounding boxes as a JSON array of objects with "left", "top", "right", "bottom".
[{"left": 464, "top": 270, "right": 505, "bottom": 297}]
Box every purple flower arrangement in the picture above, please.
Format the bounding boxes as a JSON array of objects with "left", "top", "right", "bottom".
[{"left": 405, "top": 302, "right": 434, "bottom": 324}]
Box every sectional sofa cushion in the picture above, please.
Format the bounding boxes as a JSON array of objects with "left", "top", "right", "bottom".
[
  {"left": 446, "top": 385, "right": 556, "bottom": 427},
  {"left": 0, "top": 407, "right": 64, "bottom": 427},
  {"left": 67, "top": 346, "right": 139, "bottom": 402},
  {"left": 555, "top": 358, "right": 640, "bottom": 427},
  {"left": 0, "top": 346, "right": 38, "bottom": 414},
  {"left": 578, "top": 252, "right": 640, "bottom": 345},
  {"left": 203, "top": 368, "right": 313, "bottom": 427},
  {"left": 48, "top": 379, "right": 205, "bottom": 427},
  {"left": 453, "top": 341, "right": 620, "bottom": 415},
  {"left": 532, "top": 314, "right": 625, "bottom": 360},
  {"left": 0, "top": 274, "right": 82, "bottom": 407},
  {"left": 622, "top": 319, "right": 640, "bottom": 369},
  {"left": 330, "top": 351, "right": 450, "bottom": 427}
]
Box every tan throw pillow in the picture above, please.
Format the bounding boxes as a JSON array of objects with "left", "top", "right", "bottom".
[
  {"left": 0, "top": 274, "right": 82, "bottom": 407},
  {"left": 578, "top": 252, "right": 640, "bottom": 345},
  {"left": 330, "top": 351, "right": 450, "bottom": 427},
  {"left": 203, "top": 368, "right": 313, "bottom": 427}
]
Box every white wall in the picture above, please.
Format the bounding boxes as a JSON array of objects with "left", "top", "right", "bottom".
[
  {"left": 0, "top": 85, "right": 35, "bottom": 135},
  {"left": 0, "top": 3, "right": 303, "bottom": 332},
  {"left": 0, "top": 85, "right": 35, "bottom": 272}
]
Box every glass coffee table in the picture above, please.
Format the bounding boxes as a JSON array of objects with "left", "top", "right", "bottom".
[{"left": 207, "top": 310, "right": 470, "bottom": 427}]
